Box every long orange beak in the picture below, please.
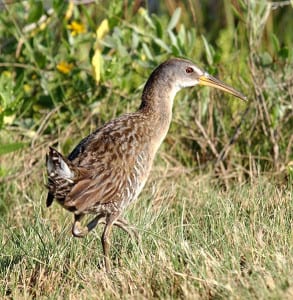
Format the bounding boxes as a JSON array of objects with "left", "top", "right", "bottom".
[{"left": 199, "top": 73, "right": 247, "bottom": 101}]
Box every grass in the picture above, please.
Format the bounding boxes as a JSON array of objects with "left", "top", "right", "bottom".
[{"left": 1, "top": 158, "right": 292, "bottom": 299}]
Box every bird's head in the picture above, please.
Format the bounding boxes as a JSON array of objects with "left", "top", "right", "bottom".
[{"left": 160, "top": 58, "right": 247, "bottom": 101}]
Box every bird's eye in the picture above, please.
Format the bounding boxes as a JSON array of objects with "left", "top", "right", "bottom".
[{"left": 185, "top": 67, "right": 194, "bottom": 74}]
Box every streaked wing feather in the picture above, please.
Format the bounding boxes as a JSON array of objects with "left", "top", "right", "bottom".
[
  {"left": 47, "top": 113, "right": 151, "bottom": 212},
  {"left": 65, "top": 171, "right": 124, "bottom": 212}
]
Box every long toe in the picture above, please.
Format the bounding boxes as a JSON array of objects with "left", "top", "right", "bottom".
[{"left": 114, "top": 218, "right": 142, "bottom": 247}]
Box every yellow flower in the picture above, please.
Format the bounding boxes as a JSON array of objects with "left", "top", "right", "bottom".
[
  {"left": 24, "top": 84, "right": 32, "bottom": 93},
  {"left": 138, "top": 7, "right": 147, "bottom": 16},
  {"left": 67, "top": 21, "right": 86, "bottom": 36},
  {"left": 3, "top": 70, "right": 12, "bottom": 78},
  {"left": 57, "top": 61, "right": 73, "bottom": 74},
  {"left": 141, "top": 54, "right": 146, "bottom": 61}
]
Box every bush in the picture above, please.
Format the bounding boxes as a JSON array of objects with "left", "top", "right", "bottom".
[{"left": 0, "top": 0, "right": 292, "bottom": 181}]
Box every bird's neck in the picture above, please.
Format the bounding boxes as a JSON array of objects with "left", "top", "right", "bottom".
[
  {"left": 138, "top": 74, "right": 180, "bottom": 148},
  {"left": 139, "top": 75, "right": 179, "bottom": 127}
]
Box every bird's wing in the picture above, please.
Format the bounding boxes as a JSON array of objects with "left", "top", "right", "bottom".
[
  {"left": 67, "top": 113, "right": 136, "bottom": 163},
  {"left": 63, "top": 116, "right": 148, "bottom": 212},
  {"left": 64, "top": 165, "right": 127, "bottom": 212},
  {"left": 67, "top": 132, "right": 94, "bottom": 161},
  {"left": 47, "top": 113, "right": 148, "bottom": 211}
]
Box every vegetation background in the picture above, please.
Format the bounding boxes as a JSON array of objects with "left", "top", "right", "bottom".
[{"left": 0, "top": 0, "right": 292, "bottom": 299}]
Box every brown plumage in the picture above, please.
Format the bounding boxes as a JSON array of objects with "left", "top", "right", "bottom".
[{"left": 46, "top": 58, "right": 246, "bottom": 272}]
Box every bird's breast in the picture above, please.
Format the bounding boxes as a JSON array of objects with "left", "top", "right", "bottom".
[{"left": 119, "top": 149, "right": 151, "bottom": 209}]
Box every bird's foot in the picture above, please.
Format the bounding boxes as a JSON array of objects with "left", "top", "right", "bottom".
[
  {"left": 72, "top": 220, "right": 88, "bottom": 237},
  {"left": 72, "top": 213, "right": 105, "bottom": 237},
  {"left": 114, "top": 218, "right": 142, "bottom": 249}
]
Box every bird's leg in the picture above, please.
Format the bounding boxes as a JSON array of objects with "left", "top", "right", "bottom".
[
  {"left": 72, "top": 213, "right": 104, "bottom": 237},
  {"left": 101, "top": 215, "right": 118, "bottom": 272},
  {"left": 114, "top": 218, "right": 141, "bottom": 245},
  {"left": 72, "top": 214, "right": 86, "bottom": 237}
]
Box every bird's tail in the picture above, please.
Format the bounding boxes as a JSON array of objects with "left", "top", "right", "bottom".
[{"left": 46, "top": 147, "right": 75, "bottom": 206}]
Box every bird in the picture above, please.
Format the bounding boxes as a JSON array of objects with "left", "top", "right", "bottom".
[{"left": 46, "top": 58, "right": 246, "bottom": 272}]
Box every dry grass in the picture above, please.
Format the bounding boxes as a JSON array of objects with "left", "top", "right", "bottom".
[{"left": 1, "top": 144, "right": 292, "bottom": 299}]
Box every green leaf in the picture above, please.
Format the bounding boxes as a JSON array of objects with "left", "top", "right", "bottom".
[
  {"left": 132, "top": 32, "right": 139, "bottom": 50},
  {"left": 167, "top": 8, "right": 181, "bottom": 31},
  {"left": 271, "top": 33, "right": 280, "bottom": 52},
  {"left": 153, "top": 15, "right": 163, "bottom": 38},
  {"left": 28, "top": 1, "right": 44, "bottom": 23},
  {"left": 154, "top": 38, "right": 171, "bottom": 52},
  {"left": 278, "top": 47, "right": 289, "bottom": 59},
  {"left": 168, "top": 30, "right": 178, "bottom": 48},
  {"left": 178, "top": 24, "right": 186, "bottom": 45},
  {"left": 0, "top": 142, "right": 28, "bottom": 156},
  {"left": 201, "top": 35, "right": 214, "bottom": 65},
  {"left": 35, "top": 52, "right": 46, "bottom": 68},
  {"left": 171, "top": 45, "right": 180, "bottom": 56},
  {"left": 141, "top": 10, "right": 155, "bottom": 29},
  {"left": 142, "top": 43, "right": 153, "bottom": 60},
  {"left": 53, "top": 1, "right": 68, "bottom": 19},
  {"left": 53, "top": 0, "right": 64, "bottom": 12}
]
